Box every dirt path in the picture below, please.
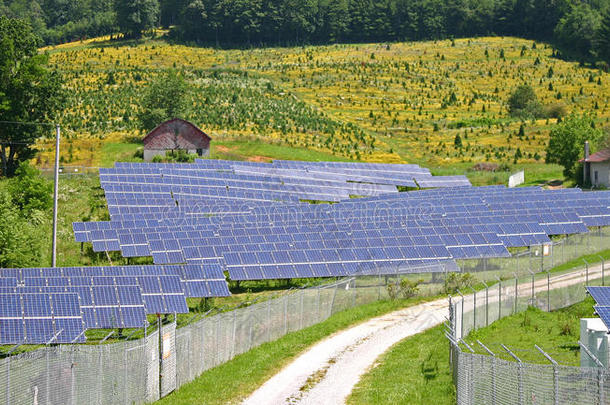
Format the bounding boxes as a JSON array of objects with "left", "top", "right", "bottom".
[{"left": 242, "top": 264, "right": 602, "bottom": 405}]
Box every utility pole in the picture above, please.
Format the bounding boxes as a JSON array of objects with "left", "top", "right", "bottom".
[{"left": 51, "top": 123, "right": 60, "bottom": 267}]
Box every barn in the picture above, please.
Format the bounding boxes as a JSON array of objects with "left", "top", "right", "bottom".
[{"left": 142, "top": 118, "right": 211, "bottom": 161}]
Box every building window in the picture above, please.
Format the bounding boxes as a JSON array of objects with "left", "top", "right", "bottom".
[{"left": 594, "top": 171, "right": 599, "bottom": 185}]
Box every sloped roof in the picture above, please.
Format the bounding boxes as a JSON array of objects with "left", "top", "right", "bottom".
[
  {"left": 580, "top": 149, "right": 610, "bottom": 163},
  {"left": 142, "top": 118, "right": 211, "bottom": 150}
]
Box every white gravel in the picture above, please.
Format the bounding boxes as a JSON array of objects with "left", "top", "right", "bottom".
[{"left": 242, "top": 264, "right": 601, "bottom": 405}]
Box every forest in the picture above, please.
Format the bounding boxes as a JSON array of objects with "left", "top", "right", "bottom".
[{"left": 1, "top": 0, "right": 610, "bottom": 64}]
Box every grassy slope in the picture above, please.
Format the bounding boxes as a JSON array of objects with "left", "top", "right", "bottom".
[
  {"left": 157, "top": 296, "right": 436, "bottom": 405},
  {"left": 37, "top": 35, "right": 610, "bottom": 186},
  {"left": 348, "top": 298, "right": 594, "bottom": 405}
]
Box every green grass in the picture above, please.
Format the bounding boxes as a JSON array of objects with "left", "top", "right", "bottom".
[
  {"left": 347, "top": 298, "right": 594, "bottom": 405},
  {"left": 547, "top": 248, "right": 610, "bottom": 275},
  {"left": 99, "top": 142, "right": 142, "bottom": 167},
  {"left": 428, "top": 162, "right": 566, "bottom": 187},
  {"left": 348, "top": 324, "right": 455, "bottom": 405},
  {"left": 465, "top": 298, "right": 594, "bottom": 366},
  {"left": 211, "top": 139, "right": 352, "bottom": 162},
  {"left": 156, "top": 296, "right": 434, "bottom": 405}
]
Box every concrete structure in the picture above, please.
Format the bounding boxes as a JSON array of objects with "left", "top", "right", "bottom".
[
  {"left": 580, "top": 142, "right": 610, "bottom": 188},
  {"left": 580, "top": 318, "right": 610, "bottom": 367},
  {"left": 142, "top": 118, "right": 211, "bottom": 161}
]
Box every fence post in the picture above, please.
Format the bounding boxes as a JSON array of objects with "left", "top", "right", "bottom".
[
  {"left": 528, "top": 270, "right": 535, "bottom": 307},
  {"left": 547, "top": 271, "right": 551, "bottom": 312},
  {"left": 316, "top": 287, "right": 321, "bottom": 323},
  {"left": 6, "top": 354, "right": 10, "bottom": 405},
  {"left": 215, "top": 314, "right": 220, "bottom": 366},
  {"left": 472, "top": 287, "right": 477, "bottom": 331},
  {"left": 585, "top": 259, "right": 589, "bottom": 286},
  {"left": 351, "top": 279, "right": 356, "bottom": 307},
  {"left": 299, "top": 289, "right": 304, "bottom": 330},
  {"left": 46, "top": 347, "right": 50, "bottom": 405},
  {"left": 600, "top": 255, "right": 605, "bottom": 286},
  {"left": 478, "top": 340, "right": 496, "bottom": 405},
  {"left": 330, "top": 283, "right": 337, "bottom": 316},
  {"left": 495, "top": 277, "right": 502, "bottom": 320},
  {"left": 483, "top": 282, "right": 489, "bottom": 326},
  {"left": 284, "top": 295, "right": 288, "bottom": 335},
  {"left": 231, "top": 309, "right": 237, "bottom": 359},
  {"left": 513, "top": 273, "right": 519, "bottom": 314},
  {"left": 460, "top": 339, "right": 475, "bottom": 404},
  {"left": 502, "top": 344, "right": 523, "bottom": 405},
  {"left": 457, "top": 290, "right": 464, "bottom": 339},
  {"left": 266, "top": 299, "right": 271, "bottom": 342},
  {"left": 536, "top": 344, "right": 559, "bottom": 405}
]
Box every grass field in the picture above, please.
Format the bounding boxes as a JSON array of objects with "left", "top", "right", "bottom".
[{"left": 33, "top": 35, "right": 609, "bottom": 186}]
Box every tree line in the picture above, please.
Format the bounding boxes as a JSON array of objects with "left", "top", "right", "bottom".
[{"left": 1, "top": 0, "right": 610, "bottom": 64}]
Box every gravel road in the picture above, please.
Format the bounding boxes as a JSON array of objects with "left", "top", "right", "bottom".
[{"left": 242, "top": 264, "right": 601, "bottom": 405}]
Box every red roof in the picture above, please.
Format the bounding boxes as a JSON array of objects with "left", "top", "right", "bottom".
[
  {"left": 143, "top": 118, "right": 211, "bottom": 150},
  {"left": 580, "top": 148, "right": 610, "bottom": 163}
]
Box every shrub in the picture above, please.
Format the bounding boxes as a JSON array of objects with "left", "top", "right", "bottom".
[
  {"left": 443, "top": 272, "right": 476, "bottom": 294},
  {"left": 507, "top": 84, "right": 543, "bottom": 118},
  {"left": 387, "top": 278, "right": 422, "bottom": 299}
]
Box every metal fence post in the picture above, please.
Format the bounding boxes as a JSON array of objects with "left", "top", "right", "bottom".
[
  {"left": 528, "top": 270, "right": 535, "bottom": 307},
  {"left": 495, "top": 277, "right": 502, "bottom": 320},
  {"left": 478, "top": 341, "right": 496, "bottom": 405},
  {"left": 600, "top": 255, "right": 605, "bottom": 286},
  {"left": 585, "top": 259, "right": 589, "bottom": 286},
  {"left": 6, "top": 355, "right": 10, "bottom": 405},
  {"left": 351, "top": 279, "right": 356, "bottom": 307},
  {"left": 502, "top": 344, "right": 523, "bottom": 405},
  {"left": 316, "top": 286, "right": 321, "bottom": 323},
  {"left": 472, "top": 288, "right": 477, "bottom": 331},
  {"left": 266, "top": 299, "right": 271, "bottom": 342},
  {"left": 457, "top": 290, "right": 464, "bottom": 339},
  {"left": 483, "top": 282, "right": 489, "bottom": 326},
  {"left": 513, "top": 273, "right": 518, "bottom": 315},
  {"left": 330, "top": 283, "right": 337, "bottom": 316},
  {"left": 536, "top": 344, "right": 559, "bottom": 405},
  {"left": 231, "top": 310, "right": 237, "bottom": 359},
  {"left": 299, "top": 289, "right": 304, "bottom": 330},
  {"left": 283, "top": 295, "right": 288, "bottom": 334},
  {"left": 461, "top": 339, "right": 475, "bottom": 404},
  {"left": 547, "top": 271, "right": 551, "bottom": 312},
  {"left": 215, "top": 314, "right": 220, "bottom": 366}
]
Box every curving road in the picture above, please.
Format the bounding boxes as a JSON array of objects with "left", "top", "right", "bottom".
[{"left": 242, "top": 264, "right": 600, "bottom": 405}]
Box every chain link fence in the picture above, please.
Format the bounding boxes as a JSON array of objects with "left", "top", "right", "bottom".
[
  {"left": 0, "top": 228, "right": 608, "bottom": 404},
  {"left": 449, "top": 238, "right": 610, "bottom": 405}
]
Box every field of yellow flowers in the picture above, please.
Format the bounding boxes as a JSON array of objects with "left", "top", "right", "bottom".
[{"left": 37, "top": 36, "right": 610, "bottom": 172}]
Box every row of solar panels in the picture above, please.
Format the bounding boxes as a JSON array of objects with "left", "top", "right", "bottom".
[
  {"left": 74, "top": 162, "right": 610, "bottom": 282},
  {"left": 0, "top": 264, "right": 232, "bottom": 344}
]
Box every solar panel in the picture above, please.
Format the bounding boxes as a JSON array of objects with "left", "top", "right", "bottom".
[
  {"left": 594, "top": 306, "right": 610, "bottom": 331},
  {"left": 588, "top": 286, "right": 610, "bottom": 306},
  {"left": 0, "top": 293, "right": 86, "bottom": 344}
]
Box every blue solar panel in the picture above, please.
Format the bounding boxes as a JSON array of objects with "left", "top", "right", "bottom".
[
  {"left": 594, "top": 306, "right": 610, "bottom": 331},
  {"left": 588, "top": 286, "right": 610, "bottom": 306},
  {"left": 0, "top": 293, "right": 85, "bottom": 344}
]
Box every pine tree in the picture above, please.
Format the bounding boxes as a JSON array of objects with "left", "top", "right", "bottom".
[{"left": 596, "top": 8, "right": 610, "bottom": 64}]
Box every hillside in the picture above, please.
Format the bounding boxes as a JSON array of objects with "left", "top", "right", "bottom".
[{"left": 37, "top": 36, "right": 609, "bottom": 178}]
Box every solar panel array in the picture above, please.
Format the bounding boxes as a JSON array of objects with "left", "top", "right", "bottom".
[
  {"left": 72, "top": 160, "right": 610, "bottom": 282},
  {"left": 0, "top": 264, "right": 230, "bottom": 343}
]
